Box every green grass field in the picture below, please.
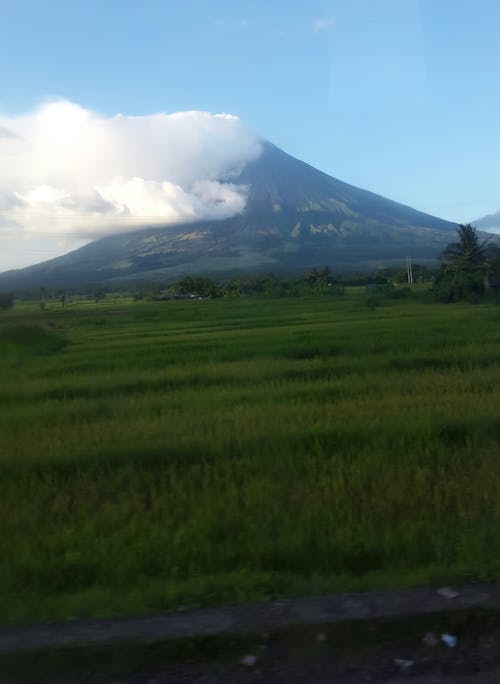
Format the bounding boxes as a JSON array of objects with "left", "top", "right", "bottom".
[{"left": 1, "top": 291, "right": 500, "bottom": 623}]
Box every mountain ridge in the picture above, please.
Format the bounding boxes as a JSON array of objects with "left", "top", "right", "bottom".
[{"left": 474, "top": 209, "right": 500, "bottom": 232}]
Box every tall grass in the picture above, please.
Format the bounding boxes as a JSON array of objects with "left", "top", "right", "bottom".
[{"left": 1, "top": 294, "right": 500, "bottom": 622}]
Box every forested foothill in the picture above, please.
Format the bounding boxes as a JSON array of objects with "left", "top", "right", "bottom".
[
  {"left": 0, "top": 262, "right": 450, "bottom": 306},
  {"left": 4, "top": 226, "right": 498, "bottom": 307}
]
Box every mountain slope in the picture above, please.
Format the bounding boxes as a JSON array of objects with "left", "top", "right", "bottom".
[
  {"left": 474, "top": 210, "right": 500, "bottom": 233},
  {"left": 0, "top": 142, "right": 460, "bottom": 289}
]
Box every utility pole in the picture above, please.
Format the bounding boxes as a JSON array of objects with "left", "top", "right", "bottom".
[{"left": 406, "top": 256, "right": 413, "bottom": 285}]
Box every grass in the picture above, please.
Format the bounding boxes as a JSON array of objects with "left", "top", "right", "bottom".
[{"left": 1, "top": 291, "right": 500, "bottom": 623}]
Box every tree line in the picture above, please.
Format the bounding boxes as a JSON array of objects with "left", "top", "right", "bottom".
[{"left": 2, "top": 224, "right": 499, "bottom": 307}]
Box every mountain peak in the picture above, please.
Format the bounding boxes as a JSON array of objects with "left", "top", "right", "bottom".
[{"left": 0, "top": 142, "right": 459, "bottom": 289}]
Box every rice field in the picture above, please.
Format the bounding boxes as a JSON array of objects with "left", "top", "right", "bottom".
[{"left": 1, "top": 292, "right": 500, "bottom": 623}]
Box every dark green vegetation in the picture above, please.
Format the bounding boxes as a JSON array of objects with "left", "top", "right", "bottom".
[
  {"left": 5, "top": 263, "right": 436, "bottom": 303},
  {"left": 0, "top": 142, "right": 459, "bottom": 290},
  {"left": 433, "top": 224, "right": 500, "bottom": 302},
  {"left": 2, "top": 292, "right": 500, "bottom": 623},
  {"left": 0, "top": 291, "right": 14, "bottom": 310}
]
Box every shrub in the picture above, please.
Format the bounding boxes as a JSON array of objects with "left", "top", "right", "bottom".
[{"left": 0, "top": 292, "right": 14, "bottom": 310}]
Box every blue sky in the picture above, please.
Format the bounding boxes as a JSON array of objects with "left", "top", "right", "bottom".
[{"left": 1, "top": 0, "right": 499, "bottom": 269}]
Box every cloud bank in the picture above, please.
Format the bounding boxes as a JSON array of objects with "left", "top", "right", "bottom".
[{"left": 0, "top": 101, "right": 262, "bottom": 247}]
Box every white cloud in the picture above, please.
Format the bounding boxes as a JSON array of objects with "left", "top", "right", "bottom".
[
  {"left": 213, "top": 18, "right": 249, "bottom": 29},
  {"left": 312, "top": 17, "right": 336, "bottom": 32},
  {"left": 0, "top": 101, "right": 262, "bottom": 260}
]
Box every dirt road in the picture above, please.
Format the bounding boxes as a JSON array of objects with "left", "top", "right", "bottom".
[
  {"left": 4, "top": 622, "right": 500, "bottom": 683},
  {"left": 2, "top": 586, "right": 500, "bottom": 683}
]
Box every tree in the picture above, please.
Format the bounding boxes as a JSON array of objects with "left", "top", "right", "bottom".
[
  {"left": 178, "top": 276, "right": 219, "bottom": 298},
  {"left": 485, "top": 243, "right": 500, "bottom": 275},
  {"left": 433, "top": 224, "right": 489, "bottom": 302},
  {"left": 0, "top": 292, "right": 14, "bottom": 310},
  {"left": 440, "top": 223, "right": 487, "bottom": 269}
]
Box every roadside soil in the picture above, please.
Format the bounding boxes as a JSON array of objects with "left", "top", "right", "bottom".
[
  {"left": 3, "top": 617, "right": 500, "bottom": 683},
  {"left": 2, "top": 586, "right": 500, "bottom": 683}
]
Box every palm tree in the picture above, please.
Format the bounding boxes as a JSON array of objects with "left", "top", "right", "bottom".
[
  {"left": 440, "top": 224, "right": 488, "bottom": 271},
  {"left": 433, "top": 224, "right": 489, "bottom": 302}
]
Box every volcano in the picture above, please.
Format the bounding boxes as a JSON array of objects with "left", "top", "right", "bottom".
[{"left": 0, "top": 141, "right": 459, "bottom": 289}]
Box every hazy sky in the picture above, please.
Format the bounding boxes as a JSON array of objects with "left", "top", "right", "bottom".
[{"left": 1, "top": 0, "right": 499, "bottom": 270}]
